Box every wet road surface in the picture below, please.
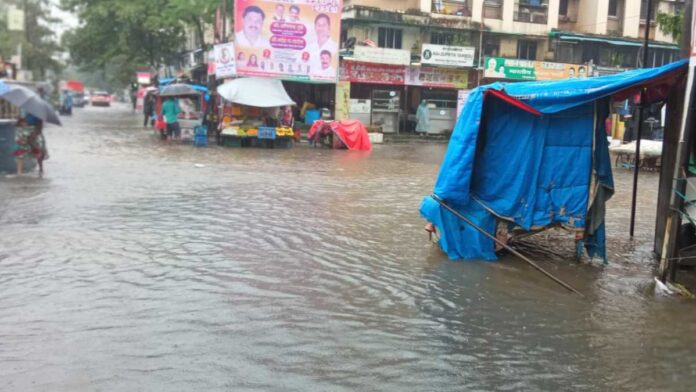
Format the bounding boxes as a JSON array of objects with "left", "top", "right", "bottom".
[{"left": 1, "top": 104, "right": 695, "bottom": 391}]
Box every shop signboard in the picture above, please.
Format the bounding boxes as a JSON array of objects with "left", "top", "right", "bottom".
[
  {"left": 340, "top": 61, "right": 405, "bottom": 85},
  {"left": 7, "top": 6, "right": 25, "bottom": 32},
  {"left": 233, "top": 0, "right": 342, "bottom": 82},
  {"left": 136, "top": 72, "right": 152, "bottom": 85},
  {"left": 483, "top": 57, "right": 591, "bottom": 80},
  {"left": 353, "top": 46, "right": 411, "bottom": 66},
  {"left": 406, "top": 66, "right": 468, "bottom": 88},
  {"left": 421, "top": 44, "right": 475, "bottom": 67},
  {"left": 214, "top": 43, "right": 237, "bottom": 78}
]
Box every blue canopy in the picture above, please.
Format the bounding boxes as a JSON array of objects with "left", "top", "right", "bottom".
[{"left": 420, "top": 60, "right": 687, "bottom": 261}]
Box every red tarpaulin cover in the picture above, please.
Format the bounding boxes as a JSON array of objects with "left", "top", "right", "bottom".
[{"left": 308, "top": 120, "right": 372, "bottom": 151}]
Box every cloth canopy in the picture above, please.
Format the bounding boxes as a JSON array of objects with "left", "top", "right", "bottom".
[
  {"left": 217, "top": 78, "right": 294, "bottom": 108},
  {"left": 420, "top": 60, "right": 687, "bottom": 261}
]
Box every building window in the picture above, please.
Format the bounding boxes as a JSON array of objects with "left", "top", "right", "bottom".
[
  {"left": 517, "top": 40, "right": 537, "bottom": 60},
  {"left": 431, "top": 32, "right": 454, "bottom": 45},
  {"left": 378, "top": 27, "right": 402, "bottom": 49},
  {"left": 483, "top": 36, "right": 500, "bottom": 57},
  {"left": 608, "top": 0, "right": 618, "bottom": 17},
  {"left": 640, "top": 0, "right": 658, "bottom": 21},
  {"left": 559, "top": 0, "right": 568, "bottom": 16}
]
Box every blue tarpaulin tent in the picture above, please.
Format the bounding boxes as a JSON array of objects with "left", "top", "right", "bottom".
[{"left": 420, "top": 60, "right": 687, "bottom": 262}]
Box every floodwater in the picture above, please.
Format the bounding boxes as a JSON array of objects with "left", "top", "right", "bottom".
[{"left": 1, "top": 104, "right": 695, "bottom": 391}]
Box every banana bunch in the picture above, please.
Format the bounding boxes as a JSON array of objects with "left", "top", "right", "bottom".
[{"left": 275, "top": 127, "right": 294, "bottom": 137}]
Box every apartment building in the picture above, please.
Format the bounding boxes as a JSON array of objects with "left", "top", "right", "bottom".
[{"left": 338, "top": 0, "right": 681, "bottom": 133}]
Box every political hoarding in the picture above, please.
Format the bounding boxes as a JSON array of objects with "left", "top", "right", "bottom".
[
  {"left": 483, "top": 57, "right": 591, "bottom": 81},
  {"left": 234, "top": 0, "right": 342, "bottom": 82},
  {"left": 214, "top": 43, "right": 237, "bottom": 79}
]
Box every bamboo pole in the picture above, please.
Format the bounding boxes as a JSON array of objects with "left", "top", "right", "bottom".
[{"left": 430, "top": 194, "right": 586, "bottom": 298}]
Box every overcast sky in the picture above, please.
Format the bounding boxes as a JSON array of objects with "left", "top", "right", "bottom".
[{"left": 48, "top": 0, "right": 79, "bottom": 40}]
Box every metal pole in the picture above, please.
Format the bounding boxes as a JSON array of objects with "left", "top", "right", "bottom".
[
  {"left": 430, "top": 195, "right": 586, "bottom": 298},
  {"left": 629, "top": 0, "right": 653, "bottom": 238},
  {"left": 477, "top": 3, "right": 485, "bottom": 87}
]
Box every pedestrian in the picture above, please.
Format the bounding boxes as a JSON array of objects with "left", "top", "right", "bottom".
[
  {"left": 143, "top": 93, "right": 155, "bottom": 127},
  {"left": 13, "top": 114, "right": 49, "bottom": 176},
  {"left": 161, "top": 97, "right": 181, "bottom": 141},
  {"left": 416, "top": 100, "right": 430, "bottom": 136}
]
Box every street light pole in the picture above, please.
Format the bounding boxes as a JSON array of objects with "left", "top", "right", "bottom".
[{"left": 629, "top": 0, "right": 653, "bottom": 238}]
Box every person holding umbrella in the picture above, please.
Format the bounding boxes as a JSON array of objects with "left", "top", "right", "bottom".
[
  {"left": 13, "top": 114, "right": 49, "bottom": 176},
  {"left": 161, "top": 96, "right": 181, "bottom": 141}
]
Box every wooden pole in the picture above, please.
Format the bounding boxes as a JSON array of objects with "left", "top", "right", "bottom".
[{"left": 430, "top": 195, "right": 586, "bottom": 298}]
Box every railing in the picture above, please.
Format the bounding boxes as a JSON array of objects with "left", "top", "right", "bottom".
[{"left": 432, "top": 0, "right": 473, "bottom": 17}]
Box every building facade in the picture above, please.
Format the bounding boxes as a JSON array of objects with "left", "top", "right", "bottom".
[{"left": 338, "top": 0, "right": 682, "bottom": 133}]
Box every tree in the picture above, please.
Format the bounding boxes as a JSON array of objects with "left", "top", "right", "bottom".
[
  {"left": 61, "top": 0, "right": 221, "bottom": 87},
  {"left": 656, "top": 11, "right": 683, "bottom": 42},
  {"left": 0, "top": 0, "right": 62, "bottom": 80}
]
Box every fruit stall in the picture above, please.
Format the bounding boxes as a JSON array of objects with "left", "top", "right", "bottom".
[{"left": 216, "top": 77, "right": 296, "bottom": 149}]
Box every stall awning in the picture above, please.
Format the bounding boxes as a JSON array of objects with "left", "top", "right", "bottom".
[
  {"left": 551, "top": 32, "right": 679, "bottom": 50},
  {"left": 217, "top": 78, "right": 295, "bottom": 107}
]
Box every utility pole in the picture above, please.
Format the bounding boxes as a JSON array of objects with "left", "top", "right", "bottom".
[{"left": 629, "top": 0, "right": 653, "bottom": 238}]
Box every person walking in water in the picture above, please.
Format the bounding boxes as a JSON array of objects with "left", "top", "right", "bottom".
[
  {"left": 161, "top": 97, "right": 181, "bottom": 141},
  {"left": 13, "top": 114, "right": 49, "bottom": 176},
  {"left": 143, "top": 93, "right": 155, "bottom": 127}
]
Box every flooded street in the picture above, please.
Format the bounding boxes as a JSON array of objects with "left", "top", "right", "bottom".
[{"left": 1, "top": 104, "right": 695, "bottom": 391}]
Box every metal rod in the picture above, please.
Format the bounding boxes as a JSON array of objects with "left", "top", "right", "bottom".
[
  {"left": 629, "top": 0, "right": 653, "bottom": 238},
  {"left": 629, "top": 89, "right": 646, "bottom": 237},
  {"left": 430, "top": 194, "right": 586, "bottom": 298}
]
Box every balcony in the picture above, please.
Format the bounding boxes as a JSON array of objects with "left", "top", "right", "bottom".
[
  {"left": 432, "top": 0, "right": 473, "bottom": 18},
  {"left": 514, "top": 0, "right": 548, "bottom": 24}
]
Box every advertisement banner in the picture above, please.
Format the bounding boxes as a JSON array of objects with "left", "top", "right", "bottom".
[
  {"left": 340, "top": 61, "right": 405, "bottom": 85},
  {"left": 214, "top": 43, "right": 237, "bottom": 78},
  {"left": 233, "top": 0, "right": 342, "bottom": 82},
  {"left": 421, "top": 44, "right": 475, "bottom": 67},
  {"left": 353, "top": 46, "right": 411, "bottom": 66},
  {"left": 335, "top": 81, "right": 350, "bottom": 120},
  {"left": 406, "top": 66, "right": 468, "bottom": 88},
  {"left": 457, "top": 89, "right": 470, "bottom": 119},
  {"left": 483, "top": 57, "right": 590, "bottom": 80},
  {"left": 136, "top": 72, "right": 152, "bottom": 85}
]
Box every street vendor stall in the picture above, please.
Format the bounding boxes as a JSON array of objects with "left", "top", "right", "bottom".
[
  {"left": 307, "top": 120, "right": 372, "bottom": 151},
  {"left": 216, "top": 78, "right": 296, "bottom": 149},
  {"left": 158, "top": 83, "right": 207, "bottom": 141}
]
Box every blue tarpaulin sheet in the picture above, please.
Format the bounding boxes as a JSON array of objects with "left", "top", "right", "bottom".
[{"left": 421, "top": 60, "right": 687, "bottom": 261}]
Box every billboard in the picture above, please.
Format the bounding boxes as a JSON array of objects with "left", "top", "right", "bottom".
[
  {"left": 483, "top": 57, "right": 591, "bottom": 80},
  {"left": 233, "top": 0, "right": 342, "bottom": 82}
]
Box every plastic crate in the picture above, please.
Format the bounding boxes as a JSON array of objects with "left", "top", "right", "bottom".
[
  {"left": 194, "top": 134, "right": 208, "bottom": 147},
  {"left": 258, "top": 127, "right": 276, "bottom": 140},
  {"left": 305, "top": 109, "right": 320, "bottom": 125},
  {"left": 194, "top": 125, "right": 208, "bottom": 136}
]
